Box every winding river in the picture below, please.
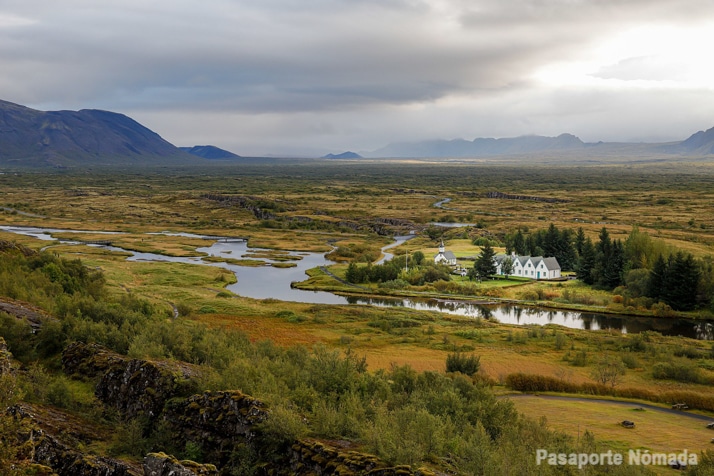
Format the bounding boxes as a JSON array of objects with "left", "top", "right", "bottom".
[{"left": 1, "top": 225, "right": 712, "bottom": 340}]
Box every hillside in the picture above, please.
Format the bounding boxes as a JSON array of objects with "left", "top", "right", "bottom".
[
  {"left": 179, "top": 145, "right": 241, "bottom": 159},
  {"left": 679, "top": 126, "right": 714, "bottom": 155},
  {"left": 322, "top": 151, "right": 363, "bottom": 159},
  {"left": 0, "top": 99, "right": 195, "bottom": 167}
]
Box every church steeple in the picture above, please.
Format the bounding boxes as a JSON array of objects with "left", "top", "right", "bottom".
[{"left": 438, "top": 239, "right": 445, "bottom": 254}]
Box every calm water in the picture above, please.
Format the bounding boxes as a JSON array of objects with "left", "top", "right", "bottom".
[{"left": 1, "top": 225, "right": 712, "bottom": 340}]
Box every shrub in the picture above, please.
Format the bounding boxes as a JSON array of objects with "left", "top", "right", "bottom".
[
  {"left": 554, "top": 332, "right": 568, "bottom": 351},
  {"left": 621, "top": 353, "right": 639, "bottom": 369},
  {"left": 445, "top": 352, "right": 481, "bottom": 376},
  {"left": 569, "top": 350, "right": 588, "bottom": 367},
  {"left": 652, "top": 360, "right": 705, "bottom": 384}
]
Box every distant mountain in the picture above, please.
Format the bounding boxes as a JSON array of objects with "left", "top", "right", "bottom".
[
  {"left": 368, "top": 133, "right": 586, "bottom": 158},
  {"left": 322, "top": 151, "right": 362, "bottom": 159},
  {"left": 365, "top": 130, "right": 714, "bottom": 159},
  {"left": 0, "top": 99, "right": 194, "bottom": 166},
  {"left": 180, "top": 145, "right": 241, "bottom": 159},
  {"left": 678, "top": 126, "right": 714, "bottom": 155}
]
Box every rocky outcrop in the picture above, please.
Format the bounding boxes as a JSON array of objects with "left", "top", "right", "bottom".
[
  {"left": 0, "top": 297, "right": 52, "bottom": 332},
  {"left": 33, "top": 428, "right": 139, "bottom": 476},
  {"left": 62, "top": 342, "right": 129, "bottom": 380},
  {"left": 287, "top": 440, "right": 431, "bottom": 475},
  {"left": 0, "top": 239, "right": 37, "bottom": 256},
  {"left": 62, "top": 342, "right": 199, "bottom": 420},
  {"left": 8, "top": 405, "right": 140, "bottom": 476},
  {"left": 143, "top": 453, "right": 218, "bottom": 476},
  {"left": 485, "top": 191, "right": 567, "bottom": 203},
  {"left": 162, "top": 390, "right": 268, "bottom": 466},
  {"left": 59, "top": 343, "right": 430, "bottom": 475}
]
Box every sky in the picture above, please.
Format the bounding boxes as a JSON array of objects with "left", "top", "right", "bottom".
[{"left": 1, "top": 0, "right": 714, "bottom": 156}]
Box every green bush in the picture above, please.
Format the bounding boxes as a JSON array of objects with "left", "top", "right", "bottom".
[
  {"left": 652, "top": 360, "right": 706, "bottom": 384},
  {"left": 445, "top": 352, "right": 480, "bottom": 376}
]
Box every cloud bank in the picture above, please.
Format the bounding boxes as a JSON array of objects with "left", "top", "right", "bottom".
[{"left": 1, "top": 0, "right": 713, "bottom": 155}]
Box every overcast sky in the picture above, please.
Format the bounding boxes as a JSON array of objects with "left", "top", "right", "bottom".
[{"left": 2, "top": 0, "right": 714, "bottom": 156}]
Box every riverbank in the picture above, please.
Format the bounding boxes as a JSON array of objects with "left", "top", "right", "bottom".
[{"left": 293, "top": 263, "right": 714, "bottom": 323}]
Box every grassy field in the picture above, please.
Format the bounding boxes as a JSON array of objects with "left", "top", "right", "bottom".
[
  {"left": 3, "top": 162, "right": 714, "bottom": 470},
  {"left": 511, "top": 395, "right": 714, "bottom": 474}
]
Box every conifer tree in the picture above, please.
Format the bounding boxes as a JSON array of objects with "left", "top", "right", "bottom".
[
  {"left": 576, "top": 238, "right": 596, "bottom": 285},
  {"left": 471, "top": 242, "right": 497, "bottom": 281}
]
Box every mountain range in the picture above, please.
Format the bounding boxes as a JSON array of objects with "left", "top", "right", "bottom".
[
  {"left": 2, "top": 99, "right": 714, "bottom": 166},
  {"left": 363, "top": 129, "right": 714, "bottom": 159}
]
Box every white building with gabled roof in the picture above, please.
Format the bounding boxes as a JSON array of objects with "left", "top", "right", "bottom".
[
  {"left": 494, "top": 253, "right": 561, "bottom": 279},
  {"left": 434, "top": 240, "right": 457, "bottom": 266}
]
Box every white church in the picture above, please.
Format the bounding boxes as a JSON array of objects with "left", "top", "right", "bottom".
[{"left": 433, "top": 240, "right": 457, "bottom": 266}]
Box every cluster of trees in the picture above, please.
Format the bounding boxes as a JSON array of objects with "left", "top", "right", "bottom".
[
  {"left": 502, "top": 224, "right": 711, "bottom": 312},
  {"left": 576, "top": 226, "right": 705, "bottom": 311},
  {"left": 504, "top": 224, "right": 578, "bottom": 270},
  {"left": 345, "top": 251, "right": 452, "bottom": 286}
]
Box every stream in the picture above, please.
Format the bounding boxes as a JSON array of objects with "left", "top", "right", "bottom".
[{"left": 1, "top": 225, "right": 712, "bottom": 340}]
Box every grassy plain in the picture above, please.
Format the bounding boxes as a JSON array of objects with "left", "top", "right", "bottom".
[
  {"left": 511, "top": 395, "right": 714, "bottom": 454},
  {"left": 2, "top": 161, "right": 714, "bottom": 461}
]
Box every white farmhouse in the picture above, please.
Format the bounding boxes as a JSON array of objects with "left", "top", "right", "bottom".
[
  {"left": 434, "top": 240, "right": 457, "bottom": 266},
  {"left": 494, "top": 253, "right": 561, "bottom": 279}
]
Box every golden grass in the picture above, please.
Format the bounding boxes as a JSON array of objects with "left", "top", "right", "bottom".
[{"left": 511, "top": 395, "right": 714, "bottom": 455}]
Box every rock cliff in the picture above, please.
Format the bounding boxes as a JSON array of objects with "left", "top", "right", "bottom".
[
  {"left": 58, "top": 342, "right": 431, "bottom": 475},
  {"left": 63, "top": 342, "right": 199, "bottom": 420}
]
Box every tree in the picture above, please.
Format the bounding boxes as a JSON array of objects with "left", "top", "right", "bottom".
[
  {"left": 425, "top": 226, "right": 444, "bottom": 241},
  {"left": 412, "top": 251, "right": 425, "bottom": 266},
  {"left": 471, "top": 242, "right": 497, "bottom": 281},
  {"left": 663, "top": 252, "right": 700, "bottom": 311},
  {"left": 512, "top": 230, "right": 527, "bottom": 256},
  {"left": 576, "top": 238, "right": 596, "bottom": 285},
  {"left": 590, "top": 355, "right": 626, "bottom": 388},
  {"left": 575, "top": 227, "right": 587, "bottom": 257},
  {"left": 501, "top": 256, "right": 514, "bottom": 279},
  {"left": 647, "top": 254, "right": 667, "bottom": 302}
]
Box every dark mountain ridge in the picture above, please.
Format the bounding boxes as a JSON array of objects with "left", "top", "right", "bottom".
[
  {"left": 180, "top": 145, "right": 241, "bottom": 159},
  {"left": 0, "top": 99, "right": 194, "bottom": 166},
  {"left": 322, "top": 151, "right": 362, "bottom": 159}
]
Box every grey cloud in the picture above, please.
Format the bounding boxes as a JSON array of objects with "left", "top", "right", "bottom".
[{"left": 1, "top": 0, "right": 713, "bottom": 153}]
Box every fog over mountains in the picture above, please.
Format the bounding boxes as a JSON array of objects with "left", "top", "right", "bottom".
[
  {"left": 362, "top": 128, "right": 714, "bottom": 159},
  {"left": 1, "top": 99, "right": 714, "bottom": 167}
]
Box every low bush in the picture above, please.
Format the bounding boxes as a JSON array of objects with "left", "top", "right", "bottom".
[{"left": 445, "top": 352, "right": 480, "bottom": 376}]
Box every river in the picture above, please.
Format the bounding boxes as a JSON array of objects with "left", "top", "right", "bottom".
[{"left": 1, "top": 225, "right": 712, "bottom": 340}]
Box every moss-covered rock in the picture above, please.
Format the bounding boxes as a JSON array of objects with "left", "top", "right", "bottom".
[
  {"left": 162, "top": 390, "right": 268, "bottom": 466},
  {"left": 9, "top": 405, "right": 140, "bottom": 476},
  {"left": 143, "top": 452, "right": 218, "bottom": 476},
  {"left": 62, "top": 342, "right": 127, "bottom": 380},
  {"left": 62, "top": 342, "right": 199, "bottom": 420},
  {"left": 285, "top": 440, "right": 435, "bottom": 476}
]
